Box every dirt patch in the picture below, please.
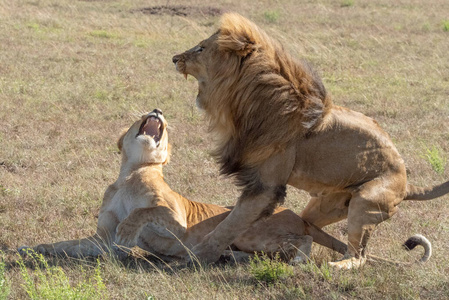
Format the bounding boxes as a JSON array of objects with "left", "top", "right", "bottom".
[
  {"left": 133, "top": 5, "right": 223, "bottom": 17},
  {"left": 0, "top": 161, "right": 28, "bottom": 173}
]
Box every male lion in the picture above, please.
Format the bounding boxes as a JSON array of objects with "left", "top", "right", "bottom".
[
  {"left": 172, "top": 13, "right": 449, "bottom": 269},
  {"left": 23, "top": 108, "right": 418, "bottom": 264}
]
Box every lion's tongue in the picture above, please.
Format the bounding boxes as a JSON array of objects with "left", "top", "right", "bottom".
[{"left": 141, "top": 117, "right": 160, "bottom": 137}]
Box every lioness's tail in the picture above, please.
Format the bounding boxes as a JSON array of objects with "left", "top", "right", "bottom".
[
  {"left": 306, "top": 222, "right": 347, "bottom": 255},
  {"left": 405, "top": 181, "right": 449, "bottom": 200}
]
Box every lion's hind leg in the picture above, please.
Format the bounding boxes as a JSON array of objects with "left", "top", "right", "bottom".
[
  {"left": 299, "top": 192, "right": 351, "bottom": 229},
  {"left": 328, "top": 180, "right": 401, "bottom": 270},
  {"left": 19, "top": 210, "right": 119, "bottom": 258},
  {"left": 18, "top": 235, "right": 111, "bottom": 258}
]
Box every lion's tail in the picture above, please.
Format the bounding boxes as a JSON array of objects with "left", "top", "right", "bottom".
[
  {"left": 307, "top": 221, "right": 432, "bottom": 265},
  {"left": 404, "top": 181, "right": 449, "bottom": 201},
  {"left": 368, "top": 234, "right": 432, "bottom": 265}
]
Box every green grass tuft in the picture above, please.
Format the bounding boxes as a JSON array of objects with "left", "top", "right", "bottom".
[
  {"left": 263, "top": 10, "right": 280, "bottom": 23},
  {"left": 443, "top": 20, "right": 449, "bottom": 32},
  {"left": 422, "top": 145, "right": 447, "bottom": 174},
  {"left": 249, "top": 253, "right": 293, "bottom": 284},
  {"left": 17, "top": 252, "right": 107, "bottom": 300},
  {"left": 0, "top": 252, "right": 10, "bottom": 300},
  {"left": 341, "top": 0, "right": 355, "bottom": 7},
  {"left": 88, "top": 30, "right": 118, "bottom": 39}
]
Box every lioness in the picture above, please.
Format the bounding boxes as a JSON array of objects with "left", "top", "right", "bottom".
[
  {"left": 19, "top": 109, "right": 361, "bottom": 262},
  {"left": 172, "top": 13, "right": 449, "bottom": 268}
]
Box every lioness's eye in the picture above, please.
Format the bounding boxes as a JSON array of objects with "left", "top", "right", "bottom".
[{"left": 196, "top": 46, "right": 204, "bottom": 53}]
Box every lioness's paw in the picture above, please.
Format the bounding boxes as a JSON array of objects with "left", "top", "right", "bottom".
[
  {"left": 115, "top": 225, "right": 138, "bottom": 248},
  {"left": 18, "top": 246, "right": 33, "bottom": 256},
  {"left": 111, "top": 245, "right": 130, "bottom": 260},
  {"left": 18, "top": 245, "right": 51, "bottom": 258},
  {"left": 328, "top": 257, "right": 366, "bottom": 270},
  {"left": 114, "top": 235, "right": 137, "bottom": 248},
  {"left": 291, "top": 255, "right": 309, "bottom": 265}
]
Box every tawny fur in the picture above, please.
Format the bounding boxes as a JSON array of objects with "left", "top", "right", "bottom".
[
  {"left": 18, "top": 110, "right": 351, "bottom": 263},
  {"left": 172, "top": 13, "right": 449, "bottom": 268}
]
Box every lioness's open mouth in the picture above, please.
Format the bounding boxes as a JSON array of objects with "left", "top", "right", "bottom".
[{"left": 137, "top": 114, "right": 163, "bottom": 146}]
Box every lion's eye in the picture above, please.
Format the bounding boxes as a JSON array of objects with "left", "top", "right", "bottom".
[{"left": 196, "top": 46, "right": 204, "bottom": 53}]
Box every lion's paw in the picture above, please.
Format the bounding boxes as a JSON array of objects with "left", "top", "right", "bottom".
[{"left": 188, "top": 242, "right": 222, "bottom": 265}]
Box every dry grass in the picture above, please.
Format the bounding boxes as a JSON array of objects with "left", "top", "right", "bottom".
[{"left": 1, "top": 0, "right": 448, "bottom": 299}]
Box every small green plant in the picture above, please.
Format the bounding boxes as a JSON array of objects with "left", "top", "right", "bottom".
[
  {"left": 263, "top": 10, "right": 280, "bottom": 23},
  {"left": 26, "top": 22, "right": 40, "bottom": 30},
  {"left": 0, "top": 252, "right": 10, "bottom": 300},
  {"left": 422, "top": 22, "right": 431, "bottom": 31},
  {"left": 88, "top": 30, "right": 117, "bottom": 39},
  {"left": 17, "top": 252, "right": 107, "bottom": 300},
  {"left": 249, "top": 252, "right": 293, "bottom": 284},
  {"left": 341, "top": 0, "right": 355, "bottom": 7},
  {"left": 422, "top": 145, "right": 446, "bottom": 174},
  {"left": 443, "top": 20, "right": 449, "bottom": 32}
]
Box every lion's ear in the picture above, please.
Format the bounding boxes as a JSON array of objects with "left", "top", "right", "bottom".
[
  {"left": 217, "top": 32, "right": 256, "bottom": 57},
  {"left": 218, "top": 13, "right": 258, "bottom": 57},
  {"left": 117, "top": 128, "right": 128, "bottom": 152}
]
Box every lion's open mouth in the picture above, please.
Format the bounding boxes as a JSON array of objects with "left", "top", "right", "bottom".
[{"left": 137, "top": 115, "right": 163, "bottom": 146}]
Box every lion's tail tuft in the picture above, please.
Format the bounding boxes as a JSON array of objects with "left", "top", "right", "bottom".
[{"left": 403, "top": 234, "right": 432, "bottom": 262}]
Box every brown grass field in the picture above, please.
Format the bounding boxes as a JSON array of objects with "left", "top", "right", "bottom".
[{"left": 1, "top": 0, "right": 448, "bottom": 299}]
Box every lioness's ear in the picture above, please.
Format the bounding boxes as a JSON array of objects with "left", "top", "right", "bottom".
[
  {"left": 218, "top": 13, "right": 258, "bottom": 57},
  {"left": 162, "top": 143, "right": 172, "bottom": 165},
  {"left": 117, "top": 128, "right": 128, "bottom": 152}
]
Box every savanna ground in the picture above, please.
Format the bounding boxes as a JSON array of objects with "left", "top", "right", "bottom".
[{"left": 1, "top": 0, "right": 448, "bottom": 299}]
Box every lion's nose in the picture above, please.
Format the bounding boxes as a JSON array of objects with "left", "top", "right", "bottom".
[
  {"left": 152, "top": 108, "right": 163, "bottom": 116},
  {"left": 172, "top": 55, "right": 180, "bottom": 64}
]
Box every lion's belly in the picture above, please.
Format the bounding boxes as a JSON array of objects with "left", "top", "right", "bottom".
[{"left": 288, "top": 107, "right": 405, "bottom": 193}]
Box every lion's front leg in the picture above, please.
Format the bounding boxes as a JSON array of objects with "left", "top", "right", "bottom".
[
  {"left": 191, "top": 150, "right": 295, "bottom": 264},
  {"left": 191, "top": 185, "right": 287, "bottom": 263},
  {"left": 115, "top": 206, "right": 187, "bottom": 249}
]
